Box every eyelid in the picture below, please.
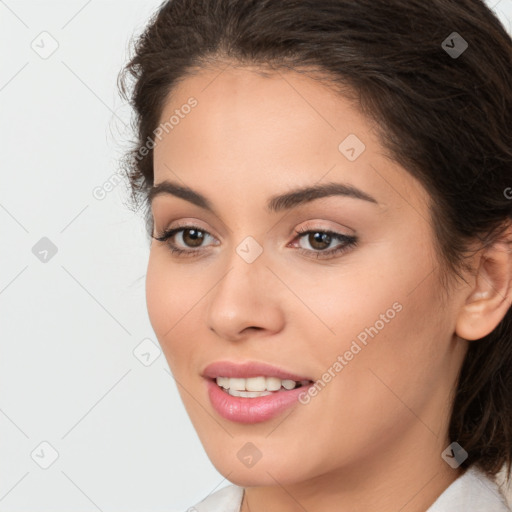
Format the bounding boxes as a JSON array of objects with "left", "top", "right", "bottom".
[
  {"left": 155, "top": 218, "right": 218, "bottom": 238},
  {"left": 293, "top": 219, "right": 355, "bottom": 238},
  {"left": 153, "top": 222, "right": 218, "bottom": 246}
]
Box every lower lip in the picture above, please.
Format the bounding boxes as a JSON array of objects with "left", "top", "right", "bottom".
[{"left": 206, "top": 379, "right": 313, "bottom": 424}]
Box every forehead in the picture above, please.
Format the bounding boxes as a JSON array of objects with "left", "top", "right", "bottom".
[
  {"left": 155, "top": 64, "right": 365, "bottom": 161},
  {"left": 152, "top": 65, "right": 430, "bottom": 215}
]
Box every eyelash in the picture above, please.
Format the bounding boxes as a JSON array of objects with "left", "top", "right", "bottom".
[{"left": 152, "top": 224, "right": 358, "bottom": 260}]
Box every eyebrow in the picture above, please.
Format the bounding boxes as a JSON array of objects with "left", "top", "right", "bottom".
[{"left": 148, "top": 179, "right": 379, "bottom": 214}]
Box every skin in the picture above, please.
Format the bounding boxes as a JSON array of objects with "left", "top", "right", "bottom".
[{"left": 145, "top": 63, "right": 512, "bottom": 512}]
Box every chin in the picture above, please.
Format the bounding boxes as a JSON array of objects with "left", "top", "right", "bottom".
[
  {"left": 216, "top": 467, "right": 296, "bottom": 487},
  {"left": 208, "top": 451, "right": 312, "bottom": 487}
]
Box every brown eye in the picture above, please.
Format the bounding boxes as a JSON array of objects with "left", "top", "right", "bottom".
[
  {"left": 292, "top": 227, "right": 358, "bottom": 260},
  {"left": 152, "top": 225, "right": 217, "bottom": 257},
  {"left": 181, "top": 228, "right": 205, "bottom": 247},
  {"left": 307, "top": 232, "right": 332, "bottom": 250}
]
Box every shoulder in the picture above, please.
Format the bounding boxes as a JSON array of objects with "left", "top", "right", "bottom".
[
  {"left": 183, "top": 484, "right": 244, "bottom": 512},
  {"left": 427, "top": 466, "right": 511, "bottom": 512}
]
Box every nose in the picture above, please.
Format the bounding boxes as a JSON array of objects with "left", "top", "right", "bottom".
[{"left": 205, "top": 248, "right": 286, "bottom": 342}]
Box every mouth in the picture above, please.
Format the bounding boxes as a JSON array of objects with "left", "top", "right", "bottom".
[
  {"left": 201, "top": 361, "right": 316, "bottom": 423},
  {"left": 211, "top": 376, "right": 314, "bottom": 398}
]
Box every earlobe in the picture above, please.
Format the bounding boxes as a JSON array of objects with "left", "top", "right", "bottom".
[{"left": 455, "top": 234, "right": 512, "bottom": 341}]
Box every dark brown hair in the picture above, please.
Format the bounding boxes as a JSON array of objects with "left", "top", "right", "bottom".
[{"left": 118, "top": 0, "right": 512, "bottom": 479}]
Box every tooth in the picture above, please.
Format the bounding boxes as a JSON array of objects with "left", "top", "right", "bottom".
[
  {"left": 266, "top": 377, "right": 282, "bottom": 391},
  {"left": 282, "top": 379, "right": 296, "bottom": 390},
  {"left": 228, "top": 389, "right": 273, "bottom": 398},
  {"left": 215, "top": 376, "right": 304, "bottom": 392},
  {"left": 216, "top": 377, "right": 229, "bottom": 389},
  {"left": 245, "top": 376, "right": 267, "bottom": 391},
  {"left": 229, "top": 378, "right": 246, "bottom": 391}
]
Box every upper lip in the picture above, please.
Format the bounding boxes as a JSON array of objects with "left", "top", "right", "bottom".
[{"left": 202, "top": 361, "right": 314, "bottom": 382}]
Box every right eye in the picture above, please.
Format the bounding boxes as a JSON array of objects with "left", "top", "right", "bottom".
[{"left": 153, "top": 225, "right": 218, "bottom": 257}]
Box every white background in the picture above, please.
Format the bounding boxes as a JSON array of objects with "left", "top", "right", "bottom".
[{"left": 1, "top": 1, "right": 511, "bottom": 511}]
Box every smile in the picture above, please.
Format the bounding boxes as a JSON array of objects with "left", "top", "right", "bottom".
[{"left": 215, "top": 376, "right": 313, "bottom": 397}]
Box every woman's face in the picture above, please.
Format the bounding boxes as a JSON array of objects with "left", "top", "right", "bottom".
[{"left": 146, "top": 65, "right": 468, "bottom": 487}]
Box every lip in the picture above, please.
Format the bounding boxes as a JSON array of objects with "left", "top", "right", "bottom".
[
  {"left": 201, "top": 360, "right": 313, "bottom": 381},
  {"left": 202, "top": 360, "right": 315, "bottom": 424},
  {"left": 205, "top": 378, "right": 314, "bottom": 424}
]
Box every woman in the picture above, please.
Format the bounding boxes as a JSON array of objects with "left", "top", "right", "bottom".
[{"left": 118, "top": 0, "right": 512, "bottom": 510}]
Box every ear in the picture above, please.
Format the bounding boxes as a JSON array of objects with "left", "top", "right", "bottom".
[{"left": 455, "top": 225, "right": 512, "bottom": 341}]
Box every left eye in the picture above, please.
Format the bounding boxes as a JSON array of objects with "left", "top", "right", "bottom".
[
  {"left": 291, "top": 228, "right": 358, "bottom": 258},
  {"left": 295, "top": 230, "right": 344, "bottom": 251}
]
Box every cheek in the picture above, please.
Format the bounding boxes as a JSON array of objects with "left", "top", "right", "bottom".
[
  {"left": 285, "top": 256, "right": 402, "bottom": 352},
  {"left": 146, "top": 250, "right": 172, "bottom": 336},
  {"left": 306, "top": 240, "right": 446, "bottom": 401},
  {"left": 145, "top": 250, "right": 203, "bottom": 369},
  {"left": 333, "top": 281, "right": 446, "bottom": 424}
]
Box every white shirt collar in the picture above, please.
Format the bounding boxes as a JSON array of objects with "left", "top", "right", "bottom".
[{"left": 426, "top": 466, "right": 510, "bottom": 511}]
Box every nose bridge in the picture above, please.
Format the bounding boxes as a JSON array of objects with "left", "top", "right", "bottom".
[{"left": 205, "top": 236, "right": 284, "bottom": 339}]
